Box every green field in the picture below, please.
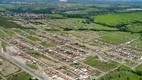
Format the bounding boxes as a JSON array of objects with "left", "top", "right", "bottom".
[
  {"left": 0, "top": 30, "right": 6, "bottom": 37},
  {"left": 99, "top": 65, "right": 142, "bottom": 80},
  {"left": 98, "top": 71, "right": 142, "bottom": 80},
  {"left": 27, "top": 36, "right": 41, "bottom": 42},
  {"left": 14, "top": 29, "right": 41, "bottom": 42},
  {"left": 127, "top": 39, "right": 142, "bottom": 51},
  {"left": 1, "top": 41, "right": 7, "bottom": 51},
  {"left": 98, "top": 31, "right": 140, "bottom": 45},
  {"left": 126, "top": 24, "right": 142, "bottom": 32},
  {"left": 7, "top": 72, "right": 32, "bottom": 80},
  {"left": 27, "top": 51, "right": 47, "bottom": 59},
  {"left": 45, "top": 14, "right": 65, "bottom": 19},
  {"left": 0, "top": 17, "right": 21, "bottom": 28},
  {"left": 84, "top": 57, "right": 119, "bottom": 72},
  {"left": 135, "top": 65, "right": 142, "bottom": 76},
  {"left": 27, "top": 50, "right": 57, "bottom": 63},
  {"left": 27, "top": 63, "right": 38, "bottom": 70},
  {"left": 91, "top": 13, "right": 142, "bottom": 27},
  {"left": 52, "top": 18, "right": 118, "bottom": 31},
  {"left": 40, "top": 42, "right": 55, "bottom": 48},
  {"left": 3, "top": 29, "right": 15, "bottom": 36}
]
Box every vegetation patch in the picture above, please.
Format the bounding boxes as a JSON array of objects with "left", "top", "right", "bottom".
[
  {"left": 98, "top": 71, "right": 142, "bottom": 80},
  {"left": 84, "top": 56, "right": 119, "bottom": 72},
  {"left": 99, "top": 65, "right": 142, "bottom": 80},
  {"left": 26, "top": 63, "right": 38, "bottom": 70},
  {"left": 0, "top": 17, "right": 21, "bottom": 28},
  {"left": 99, "top": 31, "right": 140, "bottom": 45},
  {"left": 91, "top": 13, "right": 142, "bottom": 27},
  {"left": 7, "top": 72, "right": 32, "bottom": 80}
]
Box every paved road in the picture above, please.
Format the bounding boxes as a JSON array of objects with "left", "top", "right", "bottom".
[{"left": 0, "top": 52, "right": 43, "bottom": 80}]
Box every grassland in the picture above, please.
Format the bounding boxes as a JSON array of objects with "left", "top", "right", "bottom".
[
  {"left": 0, "top": 30, "right": 5, "bottom": 37},
  {"left": 1, "top": 41, "right": 7, "bottom": 51},
  {"left": 27, "top": 51, "right": 47, "bottom": 59},
  {"left": 40, "top": 42, "right": 55, "bottom": 48},
  {"left": 98, "top": 31, "right": 140, "bottom": 45},
  {"left": 84, "top": 57, "right": 119, "bottom": 72},
  {"left": 2, "top": 29, "right": 15, "bottom": 37},
  {"left": 126, "top": 39, "right": 142, "bottom": 51},
  {"left": 91, "top": 13, "right": 142, "bottom": 27},
  {"left": 27, "top": 50, "right": 57, "bottom": 63},
  {"left": 135, "top": 65, "right": 142, "bottom": 75},
  {"left": 98, "top": 71, "right": 142, "bottom": 80},
  {"left": 7, "top": 72, "right": 32, "bottom": 80},
  {"left": 99, "top": 65, "right": 142, "bottom": 80},
  {"left": 126, "top": 23, "right": 142, "bottom": 32},
  {"left": 0, "top": 17, "right": 21, "bottom": 28},
  {"left": 26, "top": 63, "right": 38, "bottom": 70},
  {"left": 14, "top": 29, "right": 41, "bottom": 42},
  {"left": 45, "top": 14, "right": 65, "bottom": 19},
  {"left": 51, "top": 18, "right": 118, "bottom": 31}
]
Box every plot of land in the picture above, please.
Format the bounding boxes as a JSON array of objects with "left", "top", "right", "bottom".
[
  {"left": 0, "top": 58, "right": 20, "bottom": 77},
  {"left": 84, "top": 56, "right": 119, "bottom": 72},
  {"left": 7, "top": 72, "right": 32, "bottom": 80},
  {"left": 98, "top": 31, "right": 140, "bottom": 45},
  {"left": 91, "top": 13, "right": 142, "bottom": 27}
]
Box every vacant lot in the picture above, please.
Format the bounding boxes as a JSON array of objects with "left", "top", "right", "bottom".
[
  {"left": 84, "top": 56, "right": 119, "bottom": 72},
  {"left": 26, "top": 63, "right": 38, "bottom": 70},
  {"left": 0, "top": 58, "right": 20, "bottom": 77},
  {"left": 7, "top": 72, "right": 32, "bottom": 80},
  {"left": 98, "top": 31, "right": 140, "bottom": 45},
  {"left": 127, "top": 39, "right": 142, "bottom": 51}
]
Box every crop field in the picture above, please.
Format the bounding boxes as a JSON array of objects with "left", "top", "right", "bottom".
[{"left": 91, "top": 13, "right": 142, "bottom": 27}]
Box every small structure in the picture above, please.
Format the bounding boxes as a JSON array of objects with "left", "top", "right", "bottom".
[{"left": 59, "top": 0, "right": 67, "bottom": 2}]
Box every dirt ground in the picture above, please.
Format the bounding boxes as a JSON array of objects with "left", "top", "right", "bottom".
[{"left": 0, "top": 58, "right": 20, "bottom": 77}]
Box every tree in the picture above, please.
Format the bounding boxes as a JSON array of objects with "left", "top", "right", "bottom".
[{"left": 127, "top": 77, "right": 130, "bottom": 80}]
